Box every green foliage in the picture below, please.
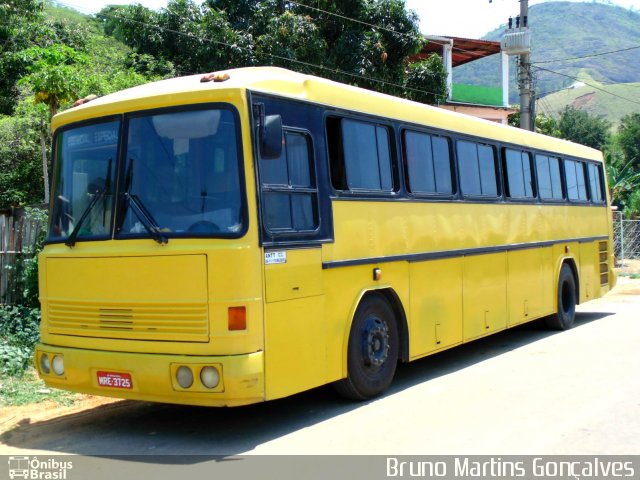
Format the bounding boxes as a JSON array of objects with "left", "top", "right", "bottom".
[
  {"left": 604, "top": 141, "right": 640, "bottom": 213},
  {"left": 18, "top": 44, "right": 87, "bottom": 115},
  {"left": 507, "top": 112, "right": 560, "bottom": 137},
  {"left": 0, "top": 305, "right": 40, "bottom": 376},
  {"left": 0, "top": 100, "right": 47, "bottom": 207},
  {"left": 20, "top": 208, "right": 48, "bottom": 308},
  {"left": 255, "top": 11, "right": 327, "bottom": 68},
  {"left": 557, "top": 106, "right": 610, "bottom": 150},
  {"left": 405, "top": 56, "right": 448, "bottom": 104},
  {"left": 617, "top": 113, "right": 640, "bottom": 169},
  {"left": 99, "top": 0, "right": 439, "bottom": 101},
  {"left": 625, "top": 189, "right": 640, "bottom": 219},
  {"left": 535, "top": 113, "right": 560, "bottom": 138}
]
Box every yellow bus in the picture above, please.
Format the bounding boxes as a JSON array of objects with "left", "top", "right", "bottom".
[{"left": 35, "top": 67, "right": 616, "bottom": 406}]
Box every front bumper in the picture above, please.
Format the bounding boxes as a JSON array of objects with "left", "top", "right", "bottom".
[{"left": 34, "top": 344, "right": 265, "bottom": 407}]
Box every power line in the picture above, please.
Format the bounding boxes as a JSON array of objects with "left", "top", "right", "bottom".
[
  {"left": 533, "top": 44, "right": 640, "bottom": 64},
  {"left": 56, "top": 0, "right": 449, "bottom": 102},
  {"left": 532, "top": 64, "right": 640, "bottom": 106},
  {"left": 288, "top": 1, "right": 491, "bottom": 60}
]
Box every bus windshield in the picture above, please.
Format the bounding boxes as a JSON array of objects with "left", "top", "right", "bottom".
[{"left": 48, "top": 107, "right": 244, "bottom": 243}]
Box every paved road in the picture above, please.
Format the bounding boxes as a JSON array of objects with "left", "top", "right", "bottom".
[{"left": 2, "top": 278, "right": 639, "bottom": 458}]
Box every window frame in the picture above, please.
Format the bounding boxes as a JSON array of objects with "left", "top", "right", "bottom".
[
  {"left": 587, "top": 161, "right": 606, "bottom": 204},
  {"left": 47, "top": 115, "right": 123, "bottom": 245},
  {"left": 503, "top": 148, "right": 536, "bottom": 201},
  {"left": 114, "top": 103, "right": 248, "bottom": 241},
  {"left": 259, "top": 127, "right": 321, "bottom": 237},
  {"left": 455, "top": 139, "right": 501, "bottom": 200},
  {"left": 564, "top": 158, "right": 590, "bottom": 203},
  {"left": 326, "top": 115, "right": 398, "bottom": 197},
  {"left": 401, "top": 128, "right": 456, "bottom": 199},
  {"left": 534, "top": 153, "right": 565, "bottom": 203}
]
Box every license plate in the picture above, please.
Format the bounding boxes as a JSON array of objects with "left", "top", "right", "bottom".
[{"left": 97, "top": 371, "right": 133, "bottom": 389}]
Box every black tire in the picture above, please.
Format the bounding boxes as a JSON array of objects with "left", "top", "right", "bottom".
[
  {"left": 334, "top": 294, "right": 399, "bottom": 400},
  {"left": 545, "top": 263, "right": 577, "bottom": 330}
]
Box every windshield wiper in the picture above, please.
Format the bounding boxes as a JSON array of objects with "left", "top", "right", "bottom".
[
  {"left": 65, "top": 187, "right": 107, "bottom": 247},
  {"left": 117, "top": 158, "right": 168, "bottom": 245},
  {"left": 65, "top": 159, "right": 112, "bottom": 247},
  {"left": 124, "top": 193, "right": 168, "bottom": 245}
]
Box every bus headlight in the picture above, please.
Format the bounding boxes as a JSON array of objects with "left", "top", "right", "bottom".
[
  {"left": 52, "top": 355, "right": 65, "bottom": 376},
  {"left": 40, "top": 353, "right": 51, "bottom": 374},
  {"left": 176, "top": 366, "right": 193, "bottom": 388},
  {"left": 200, "top": 366, "right": 220, "bottom": 389}
]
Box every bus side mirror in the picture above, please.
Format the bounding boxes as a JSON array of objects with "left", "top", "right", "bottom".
[{"left": 261, "top": 114, "right": 283, "bottom": 160}]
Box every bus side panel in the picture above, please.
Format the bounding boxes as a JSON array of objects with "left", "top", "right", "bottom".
[
  {"left": 506, "top": 248, "right": 547, "bottom": 326},
  {"left": 579, "top": 241, "right": 597, "bottom": 302},
  {"left": 263, "top": 248, "right": 326, "bottom": 400},
  {"left": 409, "top": 258, "right": 463, "bottom": 358},
  {"left": 463, "top": 252, "right": 508, "bottom": 341}
]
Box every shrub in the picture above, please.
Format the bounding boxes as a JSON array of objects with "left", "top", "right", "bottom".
[{"left": 0, "top": 305, "right": 41, "bottom": 376}]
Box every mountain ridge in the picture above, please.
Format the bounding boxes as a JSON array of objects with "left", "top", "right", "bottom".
[{"left": 452, "top": 1, "right": 640, "bottom": 122}]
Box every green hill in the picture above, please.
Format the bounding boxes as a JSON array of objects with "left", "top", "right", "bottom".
[
  {"left": 538, "top": 79, "right": 640, "bottom": 129},
  {"left": 453, "top": 1, "right": 640, "bottom": 121}
]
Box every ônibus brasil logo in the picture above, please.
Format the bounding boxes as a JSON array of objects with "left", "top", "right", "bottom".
[{"left": 8, "top": 456, "right": 73, "bottom": 480}]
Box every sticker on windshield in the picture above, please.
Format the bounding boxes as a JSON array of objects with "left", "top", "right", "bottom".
[{"left": 265, "top": 251, "right": 287, "bottom": 265}]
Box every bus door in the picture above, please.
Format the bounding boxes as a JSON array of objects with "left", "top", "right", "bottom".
[{"left": 256, "top": 110, "right": 328, "bottom": 400}]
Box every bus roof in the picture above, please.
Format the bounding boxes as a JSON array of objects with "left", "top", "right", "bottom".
[{"left": 53, "top": 66, "right": 602, "bottom": 162}]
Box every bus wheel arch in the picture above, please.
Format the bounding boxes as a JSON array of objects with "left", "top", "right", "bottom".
[
  {"left": 560, "top": 257, "right": 580, "bottom": 305},
  {"left": 335, "top": 289, "right": 406, "bottom": 400},
  {"left": 546, "top": 260, "right": 579, "bottom": 330}
]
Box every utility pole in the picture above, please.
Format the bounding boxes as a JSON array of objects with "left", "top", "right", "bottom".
[
  {"left": 501, "top": 0, "right": 534, "bottom": 131},
  {"left": 518, "top": 0, "right": 533, "bottom": 131}
]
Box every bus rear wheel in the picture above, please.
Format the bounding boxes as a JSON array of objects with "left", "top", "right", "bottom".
[
  {"left": 545, "top": 263, "right": 577, "bottom": 330},
  {"left": 334, "top": 294, "right": 399, "bottom": 400}
]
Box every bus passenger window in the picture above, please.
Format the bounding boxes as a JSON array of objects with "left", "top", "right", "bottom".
[
  {"left": 261, "top": 131, "right": 318, "bottom": 233},
  {"left": 565, "top": 159, "right": 588, "bottom": 201},
  {"left": 404, "top": 131, "right": 453, "bottom": 195},
  {"left": 535, "top": 155, "right": 564, "bottom": 200},
  {"left": 504, "top": 149, "right": 534, "bottom": 199},
  {"left": 457, "top": 140, "right": 498, "bottom": 197},
  {"left": 588, "top": 163, "right": 605, "bottom": 203},
  {"left": 327, "top": 117, "right": 394, "bottom": 193}
]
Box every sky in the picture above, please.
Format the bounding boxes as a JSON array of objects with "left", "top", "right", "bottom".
[{"left": 61, "top": 0, "right": 640, "bottom": 38}]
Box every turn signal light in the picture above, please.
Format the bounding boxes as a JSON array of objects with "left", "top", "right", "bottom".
[{"left": 228, "top": 306, "right": 246, "bottom": 331}]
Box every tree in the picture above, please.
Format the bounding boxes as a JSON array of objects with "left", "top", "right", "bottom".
[
  {"left": 0, "top": 100, "right": 47, "bottom": 208},
  {"left": 405, "top": 56, "right": 448, "bottom": 105},
  {"left": 99, "top": 0, "right": 443, "bottom": 103},
  {"left": 17, "top": 45, "right": 86, "bottom": 204},
  {"left": 617, "top": 113, "right": 640, "bottom": 169},
  {"left": 0, "top": 0, "right": 50, "bottom": 114},
  {"left": 557, "top": 106, "right": 610, "bottom": 150}
]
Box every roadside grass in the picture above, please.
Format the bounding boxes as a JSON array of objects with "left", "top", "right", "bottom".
[
  {"left": 618, "top": 272, "right": 640, "bottom": 280},
  {"left": 1, "top": 367, "right": 79, "bottom": 407},
  {"left": 0, "top": 305, "right": 81, "bottom": 407}
]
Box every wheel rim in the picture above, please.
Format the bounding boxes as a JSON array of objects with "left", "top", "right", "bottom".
[{"left": 360, "top": 315, "right": 390, "bottom": 369}]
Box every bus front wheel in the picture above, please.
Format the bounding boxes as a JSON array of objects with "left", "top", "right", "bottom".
[
  {"left": 335, "top": 294, "right": 399, "bottom": 400},
  {"left": 546, "top": 263, "right": 577, "bottom": 330}
]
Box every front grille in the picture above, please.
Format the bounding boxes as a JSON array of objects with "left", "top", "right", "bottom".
[{"left": 47, "top": 300, "right": 209, "bottom": 342}]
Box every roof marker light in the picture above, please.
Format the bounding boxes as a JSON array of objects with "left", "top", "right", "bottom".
[
  {"left": 73, "top": 94, "right": 98, "bottom": 107},
  {"left": 200, "top": 72, "right": 230, "bottom": 83}
]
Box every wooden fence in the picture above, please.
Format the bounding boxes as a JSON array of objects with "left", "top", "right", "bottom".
[{"left": 0, "top": 211, "right": 46, "bottom": 305}]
